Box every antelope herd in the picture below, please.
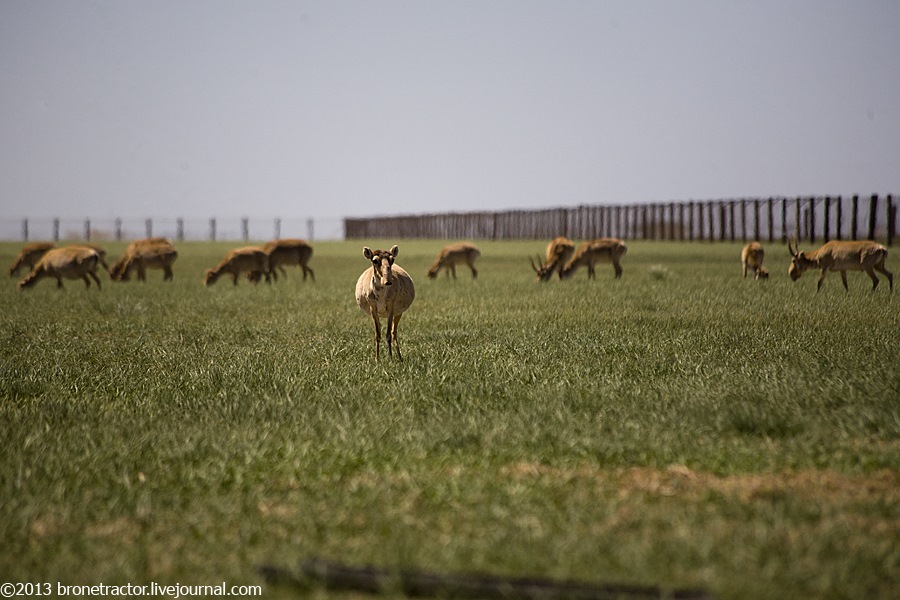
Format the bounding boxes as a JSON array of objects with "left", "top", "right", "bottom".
[{"left": 7, "top": 235, "right": 893, "bottom": 360}]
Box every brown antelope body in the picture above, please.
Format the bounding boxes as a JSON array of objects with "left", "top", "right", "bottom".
[
  {"left": 788, "top": 239, "right": 892, "bottom": 292},
  {"left": 262, "top": 239, "right": 314, "bottom": 281},
  {"left": 741, "top": 242, "right": 769, "bottom": 280},
  {"left": 531, "top": 236, "right": 575, "bottom": 282},
  {"left": 9, "top": 242, "right": 55, "bottom": 276},
  {"left": 204, "top": 246, "right": 270, "bottom": 286},
  {"left": 427, "top": 242, "right": 480, "bottom": 279},
  {"left": 18, "top": 245, "right": 105, "bottom": 290},
  {"left": 560, "top": 238, "right": 627, "bottom": 280},
  {"left": 355, "top": 245, "right": 415, "bottom": 361},
  {"left": 110, "top": 238, "right": 178, "bottom": 282}
]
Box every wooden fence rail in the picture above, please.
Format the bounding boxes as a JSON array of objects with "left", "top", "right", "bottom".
[{"left": 345, "top": 194, "right": 896, "bottom": 246}]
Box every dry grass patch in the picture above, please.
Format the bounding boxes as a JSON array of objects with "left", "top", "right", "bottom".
[{"left": 502, "top": 462, "right": 898, "bottom": 504}]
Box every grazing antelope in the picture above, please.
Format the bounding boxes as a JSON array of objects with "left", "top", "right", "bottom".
[
  {"left": 560, "top": 238, "right": 627, "bottom": 280},
  {"left": 788, "top": 238, "right": 893, "bottom": 293},
  {"left": 110, "top": 238, "right": 178, "bottom": 282},
  {"left": 741, "top": 242, "right": 769, "bottom": 280},
  {"left": 427, "top": 242, "right": 481, "bottom": 279},
  {"left": 204, "top": 246, "right": 270, "bottom": 286},
  {"left": 530, "top": 236, "right": 575, "bottom": 282},
  {"left": 18, "top": 245, "right": 105, "bottom": 290},
  {"left": 9, "top": 242, "right": 55, "bottom": 276},
  {"left": 262, "top": 238, "right": 314, "bottom": 281},
  {"left": 355, "top": 245, "right": 415, "bottom": 361}
]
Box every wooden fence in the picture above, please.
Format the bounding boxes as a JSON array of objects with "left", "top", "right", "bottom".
[
  {"left": 345, "top": 194, "right": 896, "bottom": 245},
  {"left": 9, "top": 217, "right": 327, "bottom": 242}
]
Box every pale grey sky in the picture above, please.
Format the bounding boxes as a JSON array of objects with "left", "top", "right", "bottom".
[{"left": 2, "top": 0, "right": 899, "bottom": 228}]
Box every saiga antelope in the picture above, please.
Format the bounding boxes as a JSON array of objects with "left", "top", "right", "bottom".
[
  {"left": 204, "top": 246, "right": 270, "bottom": 286},
  {"left": 427, "top": 242, "right": 480, "bottom": 279},
  {"left": 9, "top": 242, "right": 55, "bottom": 276},
  {"left": 787, "top": 238, "right": 893, "bottom": 292},
  {"left": 18, "top": 245, "right": 105, "bottom": 290},
  {"left": 355, "top": 245, "right": 415, "bottom": 361},
  {"left": 262, "top": 238, "right": 314, "bottom": 282},
  {"left": 741, "top": 242, "right": 769, "bottom": 280},
  {"left": 530, "top": 236, "right": 575, "bottom": 282},
  {"left": 110, "top": 238, "right": 178, "bottom": 282},
  {"left": 560, "top": 238, "right": 627, "bottom": 280}
]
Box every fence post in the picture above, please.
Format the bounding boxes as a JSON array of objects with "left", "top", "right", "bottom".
[
  {"left": 739, "top": 199, "right": 747, "bottom": 241},
  {"left": 84, "top": 219, "right": 91, "bottom": 242},
  {"left": 835, "top": 196, "right": 842, "bottom": 240},
  {"left": 176, "top": 218, "right": 184, "bottom": 241},
  {"left": 274, "top": 218, "right": 281, "bottom": 240},
  {"left": 887, "top": 195, "right": 894, "bottom": 246},
  {"left": 795, "top": 197, "right": 802, "bottom": 242},
  {"left": 640, "top": 205, "right": 647, "bottom": 240},
  {"left": 22, "top": 218, "right": 28, "bottom": 241},
  {"left": 115, "top": 218, "right": 122, "bottom": 241},
  {"left": 728, "top": 201, "right": 736, "bottom": 241},
  {"left": 868, "top": 194, "right": 878, "bottom": 240},
  {"left": 308, "top": 218, "right": 315, "bottom": 241},
  {"left": 688, "top": 202, "right": 695, "bottom": 241},
  {"left": 145, "top": 218, "right": 153, "bottom": 239},
  {"left": 851, "top": 194, "right": 859, "bottom": 240},
  {"left": 53, "top": 218, "right": 60, "bottom": 241},
  {"left": 209, "top": 218, "right": 217, "bottom": 241},
  {"left": 781, "top": 198, "right": 788, "bottom": 242},
  {"left": 809, "top": 197, "right": 816, "bottom": 244},
  {"left": 823, "top": 196, "right": 831, "bottom": 241},
  {"left": 716, "top": 203, "right": 724, "bottom": 241},
  {"left": 242, "top": 217, "right": 249, "bottom": 241},
  {"left": 767, "top": 198, "right": 774, "bottom": 242},
  {"left": 754, "top": 199, "right": 761, "bottom": 241}
]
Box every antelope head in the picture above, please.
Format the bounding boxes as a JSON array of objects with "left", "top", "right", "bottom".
[
  {"left": 787, "top": 238, "right": 812, "bottom": 281},
  {"left": 426, "top": 257, "right": 442, "bottom": 279},
  {"left": 530, "top": 254, "right": 554, "bottom": 282},
  {"left": 364, "top": 245, "right": 399, "bottom": 287}
]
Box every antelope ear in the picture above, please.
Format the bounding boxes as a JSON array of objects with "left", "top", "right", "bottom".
[
  {"left": 390, "top": 245, "right": 399, "bottom": 257},
  {"left": 363, "top": 247, "right": 374, "bottom": 259}
]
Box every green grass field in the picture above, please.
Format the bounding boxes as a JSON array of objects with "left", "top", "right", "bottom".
[{"left": 1, "top": 239, "right": 897, "bottom": 599}]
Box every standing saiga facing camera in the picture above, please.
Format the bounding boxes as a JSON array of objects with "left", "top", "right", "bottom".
[
  {"left": 787, "top": 238, "right": 892, "bottom": 292},
  {"left": 356, "top": 245, "right": 415, "bottom": 361}
]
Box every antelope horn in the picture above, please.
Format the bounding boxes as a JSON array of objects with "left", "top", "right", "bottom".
[
  {"left": 529, "top": 256, "right": 539, "bottom": 273},
  {"left": 787, "top": 237, "right": 797, "bottom": 257}
]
